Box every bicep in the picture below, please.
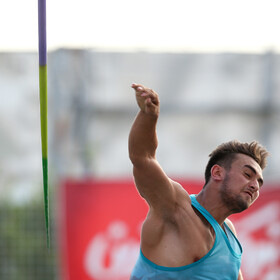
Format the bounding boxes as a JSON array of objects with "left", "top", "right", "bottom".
[{"left": 133, "top": 157, "right": 178, "bottom": 211}]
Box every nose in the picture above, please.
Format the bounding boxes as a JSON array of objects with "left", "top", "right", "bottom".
[{"left": 249, "top": 179, "right": 259, "bottom": 192}]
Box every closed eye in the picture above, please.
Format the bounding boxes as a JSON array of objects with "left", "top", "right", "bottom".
[{"left": 243, "top": 164, "right": 264, "bottom": 187}]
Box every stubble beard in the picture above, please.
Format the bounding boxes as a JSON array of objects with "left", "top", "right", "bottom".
[{"left": 220, "top": 174, "right": 249, "bottom": 214}]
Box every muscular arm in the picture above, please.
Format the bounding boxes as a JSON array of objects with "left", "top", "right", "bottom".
[{"left": 129, "top": 84, "right": 181, "bottom": 213}]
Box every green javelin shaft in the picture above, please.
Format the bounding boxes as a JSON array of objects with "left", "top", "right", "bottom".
[{"left": 38, "top": 0, "right": 50, "bottom": 248}]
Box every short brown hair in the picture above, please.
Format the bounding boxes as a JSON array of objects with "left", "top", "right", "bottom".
[{"left": 204, "top": 140, "right": 269, "bottom": 185}]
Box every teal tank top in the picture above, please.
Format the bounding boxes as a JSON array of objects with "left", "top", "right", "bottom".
[{"left": 130, "top": 194, "right": 243, "bottom": 280}]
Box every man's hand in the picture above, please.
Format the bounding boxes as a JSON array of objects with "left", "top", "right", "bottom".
[{"left": 132, "top": 83, "right": 160, "bottom": 116}]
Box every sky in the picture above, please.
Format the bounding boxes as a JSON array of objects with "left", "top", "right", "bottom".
[{"left": 1, "top": 0, "right": 280, "bottom": 52}]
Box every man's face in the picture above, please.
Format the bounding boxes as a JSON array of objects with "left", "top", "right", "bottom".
[{"left": 219, "top": 154, "right": 263, "bottom": 213}]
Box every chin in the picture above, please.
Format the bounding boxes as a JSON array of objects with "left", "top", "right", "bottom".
[
  {"left": 233, "top": 196, "right": 251, "bottom": 213},
  {"left": 223, "top": 195, "right": 249, "bottom": 214},
  {"left": 233, "top": 204, "right": 248, "bottom": 213}
]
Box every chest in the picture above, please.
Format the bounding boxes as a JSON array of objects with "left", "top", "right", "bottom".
[{"left": 173, "top": 206, "right": 217, "bottom": 261}]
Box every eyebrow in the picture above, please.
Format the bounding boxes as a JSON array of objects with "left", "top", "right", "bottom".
[{"left": 244, "top": 164, "right": 264, "bottom": 186}]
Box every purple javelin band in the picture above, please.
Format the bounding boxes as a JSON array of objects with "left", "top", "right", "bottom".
[{"left": 38, "top": 0, "right": 47, "bottom": 66}]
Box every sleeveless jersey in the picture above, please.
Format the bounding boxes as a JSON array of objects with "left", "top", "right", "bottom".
[{"left": 130, "top": 194, "right": 243, "bottom": 280}]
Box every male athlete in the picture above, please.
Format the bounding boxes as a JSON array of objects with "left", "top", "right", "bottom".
[{"left": 129, "top": 84, "right": 269, "bottom": 280}]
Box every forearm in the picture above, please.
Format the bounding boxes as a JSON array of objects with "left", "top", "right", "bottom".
[
  {"left": 128, "top": 85, "right": 176, "bottom": 210},
  {"left": 129, "top": 110, "right": 158, "bottom": 163}
]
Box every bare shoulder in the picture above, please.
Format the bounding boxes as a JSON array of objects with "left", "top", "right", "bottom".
[
  {"left": 157, "top": 179, "right": 192, "bottom": 213},
  {"left": 141, "top": 181, "right": 193, "bottom": 252},
  {"left": 225, "top": 219, "right": 243, "bottom": 279},
  {"left": 225, "top": 218, "right": 238, "bottom": 236},
  {"left": 146, "top": 179, "right": 191, "bottom": 224},
  {"left": 169, "top": 179, "right": 192, "bottom": 207}
]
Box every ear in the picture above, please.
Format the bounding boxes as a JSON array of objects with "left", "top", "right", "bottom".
[{"left": 210, "top": 164, "right": 225, "bottom": 182}]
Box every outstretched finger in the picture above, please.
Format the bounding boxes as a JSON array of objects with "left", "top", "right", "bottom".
[
  {"left": 132, "top": 84, "right": 159, "bottom": 104},
  {"left": 133, "top": 85, "right": 149, "bottom": 97},
  {"left": 131, "top": 83, "right": 144, "bottom": 92}
]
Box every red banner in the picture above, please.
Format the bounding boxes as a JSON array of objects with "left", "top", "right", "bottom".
[{"left": 58, "top": 179, "right": 280, "bottom": 280}]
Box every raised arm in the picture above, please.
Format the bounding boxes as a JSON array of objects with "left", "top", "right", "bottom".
[
  {"left": 129, "top": 84, "right": 159, "bottom": 164},
  {"left": 129, "top": 84, "right": 185, "bottom": 213}
]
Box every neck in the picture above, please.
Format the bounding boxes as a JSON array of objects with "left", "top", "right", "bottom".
[{"left": 195, "top": 187, "right": 233, "bottom": 225}]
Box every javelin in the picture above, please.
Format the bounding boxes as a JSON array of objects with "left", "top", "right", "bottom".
[{"left": 38, "top": 0, "right": 50, "bottom": 248}]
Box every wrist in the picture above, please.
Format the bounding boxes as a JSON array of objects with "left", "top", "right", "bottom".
[{"left": 139, "top": 109, "right": 159, "bottom": 120}]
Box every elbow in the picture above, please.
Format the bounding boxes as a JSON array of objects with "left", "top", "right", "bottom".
[
  {"left": 129, "top": 145, "right": 157, "bottom": 167},
  {"left": 129, "top": 152, "right": 155, "bottom": 168},
  {"left": 129, "top": 153, "right": 144, "bottom": 167}
]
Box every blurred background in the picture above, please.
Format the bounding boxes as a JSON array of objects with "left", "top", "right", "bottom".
[{"left": 1, "top": 0, "right": 280, "bottom": 279}]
